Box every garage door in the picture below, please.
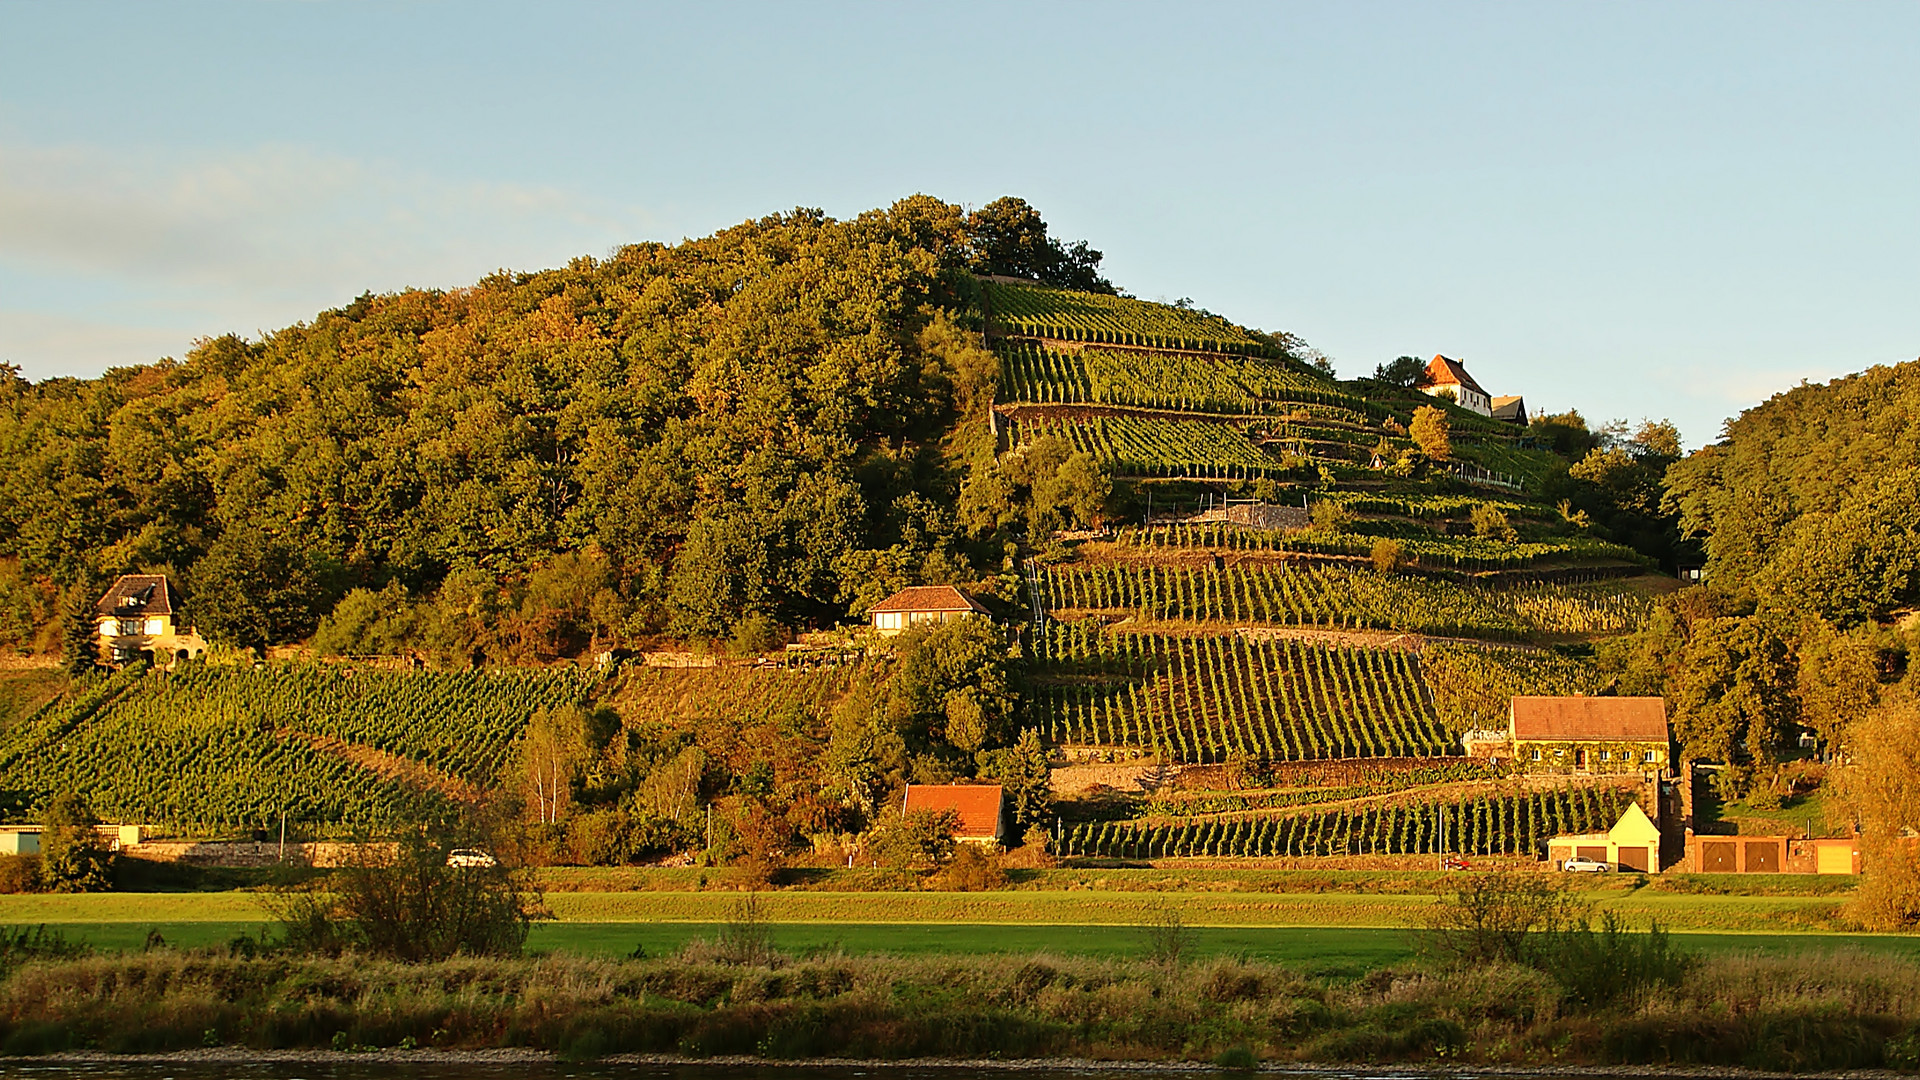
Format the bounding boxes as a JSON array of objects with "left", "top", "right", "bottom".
[
  {"left": 1744, "top": 841, "right": 1779, "bottom": 872},
  {"left": 1701, "top": 841, "right": 1736, "bottom": 872},
  {"left": 1616, "top": 845, "right": 1650, "bottom": 872},
  {"left": 1816, "top": 844, "right": 1855, "bottom": 875},
  {"left": 1577, "top": 845, "right": 1608, "bottom": 863}
]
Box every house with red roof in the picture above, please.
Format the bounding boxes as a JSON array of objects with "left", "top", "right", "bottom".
[
  {"left": 1509, "top": 696, "right": 1670, "bottom": 774},
  {"left": 1421, "top": 354, "right": 1495, "bottom": 417},
  {"left": 867, "top": 585, "right": 990, "bottom": 636},
  {"left": 902, "top": 783, "right": 1008, "bottom": 844}
]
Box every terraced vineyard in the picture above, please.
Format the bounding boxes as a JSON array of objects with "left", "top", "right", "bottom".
[
  {"left": 0, "top": 664, "right": 593, "bottom": 827},
  {"left": 1118, "top": 523, "right": 1653, "bottom": 571},
  {"left": 1040, "top": 562, "right": 1650, "bottom": 638},
  {"left": 997, "top": 342, "right": 1366, "bottom": 414},
  {"left": 988, "top": 280, "right": 1267, "bottom": 354},
  {"left": 1034, "top": 625, "right": 1451, "bottom": 763},
  {"left": 1058, "top": 785, "right": 1634, "bottom": 859},
  {"left": 1016, "top": 414, "right": 1293, "bottom": 479}
]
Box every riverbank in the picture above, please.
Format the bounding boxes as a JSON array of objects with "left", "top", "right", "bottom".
[{"left": 2, "top": 948, "right": 1917, "bottom": 1070}]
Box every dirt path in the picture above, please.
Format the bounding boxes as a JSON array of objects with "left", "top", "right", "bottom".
[
  {"left": 278, "top": 729, "right": 485, "bottom": 803},
  {"left": 1039, "top": 613, "right": 1549, "bottom": 655}
]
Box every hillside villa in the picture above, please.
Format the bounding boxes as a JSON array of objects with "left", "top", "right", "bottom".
[
  {"left": 1510, "top": 695, "right": 1670, "bottom": 773},
  {"left": 867, "top": 585, "right": 989, "bottom": 636},
  {"left": 901, "top": 784, "right": 1007, "bottom": 845},
  {"left": 1421, "top": 355, "right": 1495, "bottom": 417},
  {"left": 95, "top": 575, "right": 207, "bottom": 666}
]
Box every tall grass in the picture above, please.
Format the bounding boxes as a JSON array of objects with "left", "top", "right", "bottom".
[{"left": 2, "top": 946, "right": 1918, "bottom": 1068}]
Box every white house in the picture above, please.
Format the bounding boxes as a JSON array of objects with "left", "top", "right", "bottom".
[
  {"left": 867, "top": 585, "right": 989, "bottom": 636},
  {"left": 1421, "top": 355, "right": 1494, "bottom": 417}
]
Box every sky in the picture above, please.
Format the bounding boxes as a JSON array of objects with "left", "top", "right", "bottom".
[{"left": 1, "top": 2, "right": 1915, "bottom": 449}]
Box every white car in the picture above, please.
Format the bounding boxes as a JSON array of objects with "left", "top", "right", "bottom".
[
  {"left": 446, "top": 848, "right": 498, "bottom": 868},
  {"left": 1561, "top": 856, "right": 1612, "bottom": 873}
]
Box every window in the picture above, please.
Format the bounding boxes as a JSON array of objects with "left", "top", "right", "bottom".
[
  {"left": 1600, "top": 750, "right": 1611, "bottom": 761},
  {"left": 116, "top": 619, "right": 141, "bottom": 636},
  {"left": 1530, "top": 749, "right": 1541, "bottom": 761},
  {"left": 1644, "top": 750, "right": 1657, "bottom": 762},
  {"left": 144, "top": 617, "right": 165, "bottom": 635}
]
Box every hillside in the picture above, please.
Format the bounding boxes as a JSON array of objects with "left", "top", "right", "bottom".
[{"left": 0, "top": 195, "right": 1690, "bottom": 865}]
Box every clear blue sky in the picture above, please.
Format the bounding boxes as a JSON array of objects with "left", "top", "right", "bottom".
[{"left": 3, "top": 2, "right": 1915, "bottom": 447}]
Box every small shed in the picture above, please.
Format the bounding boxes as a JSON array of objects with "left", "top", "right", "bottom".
[
  {"left": 1546, "top": 802, "right": 1661, "bottom": 872},
  {"left": 901, "top": 784, "right": 1007, "bottom": 844},
  {"left": 867, "top": 585, "right": 989, "bottom": 636},
  {"left": 0, "top": 828, "right": 41, "bottom": 856},
  {"left": 1491, "top": 395, "right": 1528, "bottom": 425}
]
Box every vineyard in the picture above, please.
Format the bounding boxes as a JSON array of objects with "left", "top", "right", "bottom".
[
  {"left": 1114, "top": 759, "right": 1504, "bottom": 819},
  {"left": 1040, "top": 561, "right": 1650, "bottom": 638},
  {"left": 0, "top": 664, "right": 594, "bottom": 827},
  {"left": 1015, "top": 414, "right": 1296, "bottom": 479},
  {"left": 1422, "top": 642, "right": 1609, "bottom": 731},
  {"left": 987, "top": 281, "right": 1269, "bottom": 354},
  {"left": 1057, "top": 785, "right": 1634, "bottom": 859},
  {"left": 1116, "top": 523, "right": 1653, "bottom": 571},
  {"left": 1034, "top": 625, "right": 1452, "bottom": 763},
  {"left": 996, "top": 342, "right": 1367, "bottom": 415}
]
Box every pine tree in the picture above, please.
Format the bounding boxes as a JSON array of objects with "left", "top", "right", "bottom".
[{"left": 60, "top": 582, "right": 101, "bottom": 677}]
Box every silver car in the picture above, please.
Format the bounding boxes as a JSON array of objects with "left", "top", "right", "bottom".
[{"left": 1561, "top": 856, "right": 1612, "bottom": 873}]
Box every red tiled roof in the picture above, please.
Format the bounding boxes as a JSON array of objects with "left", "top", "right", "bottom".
[
  {"left": 95, "top": 575, "right": 177, "bottom": 618},
  {"left": 903, "top": 784, "right": 1005, "bottom": 839},
  {"left": 1424, "top": 355, "right": 1490, "bottom": 398},
  {"left": 1511, "top": 696, "right": 1669, "bottom": 742},
  {"left": 868, "top": 585, "right": 990, "bottom": 615}
]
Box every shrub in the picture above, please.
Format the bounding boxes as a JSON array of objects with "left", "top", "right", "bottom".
[
  {"left": 262, "top": 832, "right": 546, "bottom": 960},
  {"left": 928, "top": 844, "right": 1008, "bottom": 891},
  {"left": 1424, "top": 871, "right": 1583, "bottom": 966},
  {"left": 1371, "top": 538, "right": 1406, "bottom": 572},
  {"left": 0, "top": 855, "right": 41, "bottom": 894},
  {"left": 38, "top": 793, "right": 111, "bottom": 893},
  {"left": 1539, "top": 912, "right": 1695, "bottom": 1007},
  {"left": 1470, "top": 504, "right": 1518, "bottom": 543}
]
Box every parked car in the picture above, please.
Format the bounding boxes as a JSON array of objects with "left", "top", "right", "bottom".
[
  {"left": 1562, "top": 856, "right": 1612, "bottom": 873},
  {"left": 446, "top": 848, "right": 498, "bottom": 868}
]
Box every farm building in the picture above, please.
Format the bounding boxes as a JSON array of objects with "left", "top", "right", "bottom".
[
  {"left": 867, "top": 585, "right": 989, "bottom": 636},
  {"left": 901, "top": 784, "right": 1007, "bottom": 845},
  {"left": 1685, "top": 834, "right": 1860, "bottom": 875},
  {"left": 1421, "top": 355, "right": 1494, "bottom": 417},
  {"left": 1510, "top": 696, "right": 1670, "bottom": 774},
  {"left": 1547, "top": 802, "right": 1662, "bottom": 872},
  {"left": 95, "top": 575, "right": 207, "bottom": 666}
]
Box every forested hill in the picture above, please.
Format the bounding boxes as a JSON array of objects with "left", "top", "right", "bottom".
[
  {"left": 1664, "top": 361, "right": 1920, "bottom": 626},
  {"left": 0, "top": 196, "right": 1312, "bottom": 659}
]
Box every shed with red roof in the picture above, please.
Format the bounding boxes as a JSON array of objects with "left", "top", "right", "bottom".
[
  {"left": 867, "top": 585, "right": 990, "bottom": 636},
  {"left": 902, "top": 783, "right": 1007, "bottom": 844}
]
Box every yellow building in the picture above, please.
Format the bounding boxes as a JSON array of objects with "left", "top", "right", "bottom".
[
  {"left": 1511, "top": 695, "right": 1670, "bottom": 774},
  {"left": 95, "top": 575, "right": 207, "bottom": 665},
  {"left": 867, "top": 585, "right": 989, "bottom": 636},
  {"left": 1547, "top": 802, "right": 1662, "bottom": 872}
]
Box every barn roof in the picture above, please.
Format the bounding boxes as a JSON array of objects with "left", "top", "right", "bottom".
[
  {"left": 1491, "top": 395, "right": 1527, "bottom": 422},
  {"left": 1424, "top": 354, "right": 1490, "bottom": 398},
  {"left": 95, "top": 575, "right": 177, "bottom": 618},
  {"left": 902, "top": 784, "right": 1004, "bottom": 839},
  {"left": 1510, "top": 696, "right": 1669, "bottom": 743},
  {"left": 868, "top": 585, "right": 990, "bottom": 615}
]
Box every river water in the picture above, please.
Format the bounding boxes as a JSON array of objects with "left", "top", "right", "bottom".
[{"left": 0, "top": 1063, "right": 1633, "bottom": 1080}]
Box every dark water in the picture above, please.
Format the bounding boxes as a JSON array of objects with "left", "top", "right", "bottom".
[{"left": 0, "top": 1064, "right": 1614, "bottom": 1080}]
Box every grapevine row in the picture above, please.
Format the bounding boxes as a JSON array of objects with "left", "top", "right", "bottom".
[{"left": 1058, "top": 787, "right": 1634, "bottom": 858}]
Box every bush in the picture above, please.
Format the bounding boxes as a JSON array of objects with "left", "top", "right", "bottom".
[
  {"left": 927, "top": 844, "right": 1007, "bottom": 891},
  {"left": 1424, "top": 871, "right": 1583, "bottom": 966},
  {"left": 1371, "top": 538, "right": 1406, "bottom": 572},
  {"left": 262, "top": 832, "right": 546, "bottom": 960},
  {"left": 1538, "top": 912, "right": 1695, "bottom": 1007},
  {"left": 0, "top": 855, "right": 41, "bottom": 894},
  {"left": 38, "top": 793, "right": 111, "bottom": 893}
]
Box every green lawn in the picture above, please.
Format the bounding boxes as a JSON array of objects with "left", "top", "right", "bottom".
[
  {"left": 0, "top": 885, "right": 1863, "bottom": 936},
  {"left": 16, "top": 920, "right": 1920, "bottom": 981}
]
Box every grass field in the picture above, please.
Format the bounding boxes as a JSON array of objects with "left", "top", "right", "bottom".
[{"left": 0, "top": 884, "right": 1858, "bottom": 934}]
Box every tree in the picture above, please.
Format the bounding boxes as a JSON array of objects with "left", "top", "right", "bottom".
[
  {"left": 1372, "top": 356, "right": 1426, "bottom": 387},
  {"left": 1835, "top": 692, "right": 1920, "bottom": 930},
  {"left": 1470, "top": 504, "right": 1517, "bottom": 543},
  {"left": 982, "top": 728, "right": 1052, "bottom": 833},
  {"left": 966, "top": 197, "right": 1115, "bottom": 293},
  {"left": 869, "top": 806, "right": 961, "bottom": 869},
  {"left": 265, "top": 830, "right": 545, "bottom": 959},
  {"left": 519, "top": 706, "right": 593, "bottom": 825},
  {"left": 190, "top": 528, "right": 326, "bottom": 651},
  {"left": 58, "top": 583, "right": 100, "bottom": 676},
  {"left": 38, "top": 793, "right": 111, "bottom": 893},
  {"left": 1410, "top": 405, "right": 1452, "bottom": 460}
]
